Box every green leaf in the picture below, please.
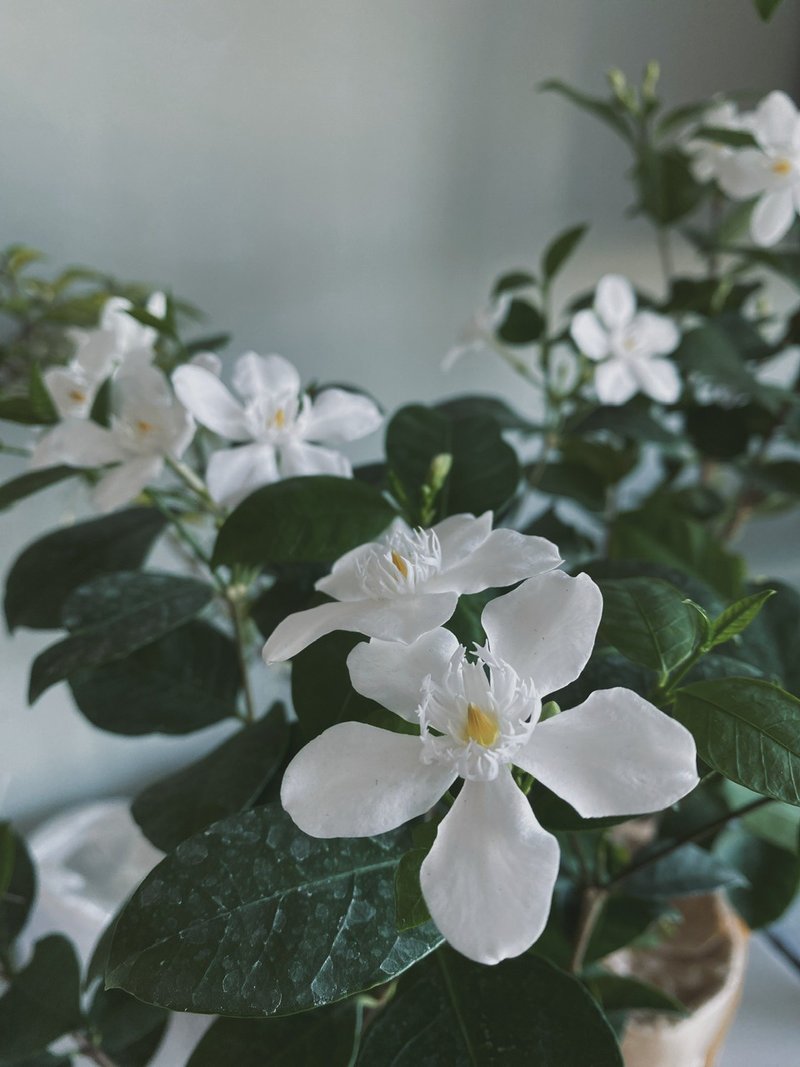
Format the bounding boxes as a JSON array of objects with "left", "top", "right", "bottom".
[
  {"left": 0, "top": 466, "right": 75, "bottom": 512},
  {"left": 28, "top": 364, "right": 58, "bottom": 424},
  {"left": 0, "top": 936, "right": 83, "bottom": 1062},
  {"left": 715, "top": 828, "right": 800, "bottom": 928},
  {"left": 692, "top": 126, "right": 759, "bottom": 148},
  {"left": 674, "top": 325, "right": 763, "bottom": 400},
  {"left": 186, "top": 1008, "right": 360, "bottom": 1067},
  {"left": 754, "top": 0, "right": 785, "bottom": 20},
  {"left": 0, "top": 825, "right": 13, "bottom": 898},
  {"left": 597, "top": 577, "right": 697, "bottom": 675},
  {"left": 69, "top": 621, "right": 239, "bottom": 735},
  {"left": 608, "top": 507, "right": 745, "bottom": 600},
  {"left": 29, "top": 572, "right": 213, "bottom": 702},
  {"left": 674, "top": 678, "right": 800, "bottom": 805},
  {"left": 722, "top": 781, "right": 800, "bottom": 853},
  {"left": 0, "top": 832, "right": 36, "bottom": 953},
  {"left": 386, "top": 405, "right": 520, "bottom": 519},
  {"left": 569, "top": 398, "right": 676, "bottom": 443},
  {"left": 356, "top": 950, "right": 623, "bottom": 1066},
  {"left": 620, "top": 843, "right": 747, "bottom": 898},
  {"left": 633, "top": 147, "right": 705, "bottom": 225},
  {"left": 394, "top": 849, "right": 430, "bottom": 931},
  {"left": 709, "top": 589, "right": 776, "bottom": 650},
  {"left": 496, "top": 298, "right": 545, "bottom": 344},
  {"left": 756, "top": 581, "right": 800, "bottom": 695},
  {"left": 213, "top": 476, "right": 397, "bottom": 568},
  {"left": 106, "top": 804, "right": 442, "bottom": 1016},
  {"left": 522, "top": 509, "right": 594, "bottom": 567},
  {"left": 435, "top": 395, "right": 540, "bottom": 432},
  {"left": 585, "top": 972, "right": 686, "bottom": 1016},
  {"left": 86, "top": 988, "right": 167, "bottom": 1067},
  {"left": 539, "top": 78, "right": 631, "bottom": 141},
  {"left": 542, "top": 224, "right": 589, "bottom": 281},
  {"left": 530, "top": 783, "right": 632, "bottom": 833},
  {"left": 131, "top": 705, "right": 290, "bottom": 850},
  {"left": 536, "top": 462, "right": 607, "bottom": 511},
  {"left": 491, "top": 270, "right": 536, "bottom": 297},
  {"left": 585, "top": 896, "right": 675, "bottom": 963},
  {"left": 685, "top": 404, "right": 751, "bottom": 460},
  {"left": 4, "top": 507, "right": 167, "bottom": 631}
]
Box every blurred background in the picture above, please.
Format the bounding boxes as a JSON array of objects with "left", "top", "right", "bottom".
[{"left": 2, "top": 0, "right": 800, "bottom": 824}]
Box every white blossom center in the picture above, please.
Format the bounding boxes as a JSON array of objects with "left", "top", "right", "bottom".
[
  {"left": 354, "top": 527, "right": 443, "bottom": 598},
  {"left": 243, "top": 391, "right": 308, "bottom": 444}
]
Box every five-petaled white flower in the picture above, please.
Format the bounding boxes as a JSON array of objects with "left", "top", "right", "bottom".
[
  {"left": 172, "top": 352, "right": 383, "bottom": 507},
  {"left": 43, "top": 292, "right": 166, "bottom": 419},
  {"left": 717, "top": 91, "right": 800, "bottom": 247},
  {"left": 262, "top": 512, "right": 562, "bottom": 662},
  {"left": 570, "top": 275, "right": 681, "bottom": 406},
  {"left": 31, "top": 363, "right": 194, "bottom": 512},
  {"left": 281, "top": 570, "right": 699, "bottom": 965}
]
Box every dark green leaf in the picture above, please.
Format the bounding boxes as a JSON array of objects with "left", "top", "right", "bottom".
[
  {"left": 692, "top": 126, "right": 758, "bottom": 149},
  {"left": 88, "top": 377, "right": 112, "bottom": 427},
  {"left": 633, "top": 147, "right": 705, "bottom": 225},
  {"left": 386, "top": 405, "right": 520, "bottom": 518},
  {"left": 28, "top": 365, "right": 58, "bottom": 424},
  {"left": 213, "top": 476, "right": 397, "bottom": 568},
  {"left": 0, "top": 826, "right": 13, "bottom": 899},
  {"left": 709, "top": 589, "right": 776, "bottom": 650},
  {"left": 685, "top": 404, "right": 751, "bottom": 460},
  {"left": 569, "top": 398, "right": 676, "bottom": 443},
  {"left": 715, "top": 828, "right": 800, "bottom": 928},
  {"left": 0, "top": 832, "right": 36, "bottom": 953},
  {"left": 756, "top": 581, "right": 800, "bottom": 694},
  {"left": 357, "top": 950, "right": 623, "bottom": 1066},
  {"left": 132, "top": 705, "right": 290, "bottom": 850},
  {"left": 0, "top": 936, "right": 82, "bottom": 1062},
  {"left": 754, "top": 0, "right": 785, "bottom": 21},
  {"left": 30, "top": 572, "right": 213, "bottom": 702},
  {"left": 435, "top": 395, "right": 540, "bottom": 432},
  {"left": 69, "top": 621, "right": 239, "bottom": 735},
  {"left": 542, "top": 224, "right": 588, "bottom": 281},
  {"left": 674, "top": 325, "right": 762, "bottom": 401},
  {"left": 530, "top": 783, "right": 632, "bottom": 833},
  {"left": 187, "top": 1008, "right": 359, "bottom": 1067},
  {"left": 598, "top": 578, "right": 697, "bottom": 675},
  {"left": 87, "top": 988, "right": 167, "bottom": 1067},
  {"left": 539, "top": 78, "right": 631, "bottom": 141},
  {"left": 496, "top": 298, "right": 545, "bottom": 344},
  {"left": 620, "top": 843, "right": 747, "bottom": 898},
  {"left": 0, "top": 467, "right": 75, "bottom": 513},
  {"left": 491, "top": 270, "right": 536, "bottom": 297},
  {"left": 535, "top": 462, "right": 607, "bottom": 511},
  {"left": 394, "top": 849, "right": 430, "bottom": 931},
  {"left": 522, "top": 509, "right": 594, "bottom": 567},
  {"left": 585, "top": 896, "right": 675, "bottom": 963},
  {"left": 106, "top": 805, "right": 442, "bottom": 1016},
  {"left": 674, "top": 678, "right": 800, "bottom": 805},
  {"left": 5, "top": 507, "right": 166, "bottom": 631},
  {"left": 585, "top": 973, "right": 686, "bottom": 1016}
]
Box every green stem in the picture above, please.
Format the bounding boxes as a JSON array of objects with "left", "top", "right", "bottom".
[
  {"left": 569, "top": 887, "right": 608, "bottom": 974},
  {"left": 656, "top": 227, "right": 673, "bottom": 292},
  {"left": 166, "top": 456, "right": 224, "bottom": 520},
  {"left": 227, "top": 587, "right": 258, "bottom": 725}
]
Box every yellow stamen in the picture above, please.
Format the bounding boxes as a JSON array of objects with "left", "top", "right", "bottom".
[
  {"left": 391, "top": 550, "right": 409, "bottom": 578},
  {"left": 136, "top": 419, "right": 154, "bottom": 434},
  {"left": 272, "top": 408, "right": 286, "bottom": 429},
  {"left": 773, "top": 158, "right": 793, "bottom": 176},
  {"left": 465, "top": 703, "right": 500, "bottom": 747},
  {"left": 68, "top": 389, "right": 86, "bottom": 403}
]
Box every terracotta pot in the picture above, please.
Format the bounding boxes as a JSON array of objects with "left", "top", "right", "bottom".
[{"left": 606, "top": 894, "right": 750, "bottom": 1067}]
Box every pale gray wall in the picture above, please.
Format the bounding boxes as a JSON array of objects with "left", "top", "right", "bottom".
[{"left": 2, "top": 0, "right": 799, "bottom": 821}]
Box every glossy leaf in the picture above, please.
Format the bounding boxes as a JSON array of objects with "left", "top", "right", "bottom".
[
  {"left": 4, "top": 507, "right": 167, "bottom": 631},
  {"left": 0, "top": 466, "right": 75, "bottom": 513},
  {"left": 213, "top": 476, "right": 397, "bottom": 568},
  {"left": 87, "top": 987, "right": 168, "bottom": 1067},
  {"left": 386, "top": 405, "right": 520, "bottom": 519},
  {"left": 620, "top": 843, "right": 747, "bottom": 898},
  {"left": 394, "top": 848, "right": 430, "bottom": 931},
  {"left": 754, "top": 0, "right": 785, "bottom": 20},
  {"left": 496, "top": 298, "right": 545, "bottom": 344},
  {"left": 0, "top": 831, "right": 36, "bottom": 952},
  {"left": 598, "top": 577, "right": 697, "bottom": 675},
  {"left": 106, "top": 804, "right": 442, "bottom": 1016},
  {"left": 633, "top": 147, "right": 705, "bottom": 225},
  {"left": 186, "top": 1007, "right": 359, "bottom": 1067},
  {"left": 542, "top": 224, "right": 588, "bottom": 281},
  {"left": 708, "top": 589, "right": 776, "bottom": 650},
  {"left": 756, "top": 581, "right": 800, "bottom": 695},
  {"left": 356, "top": 950, "right": 623, "bottom": 1066},
  {"left": 0, "top": 936, "right": 82, "bottom": 1062},
  {"left": 132, "top": 705, "right": 290, "bottom": 850},
  {"left": 585, "top": 896, "right": 675, "bottom": 963},
  {"left": 435, "top": 395, "right": 540, "bottom": 432},
  {"left": 585, "top": 972, "right": 686, "bottom": 1016},
  {"left": 30, "top": 572, "right": 213, "bottom": 702},
  {"left": 69, "top": 621, "right": 239, "bottom": 735},
  {"left": 715, "top": 828, "right": 800, "bottom": 928},
  {"left": 674, "top": 678, "right": 800, "bottom": 805},
  {"left": 539, "top": 78, "right": 631, "bottom": 141}
]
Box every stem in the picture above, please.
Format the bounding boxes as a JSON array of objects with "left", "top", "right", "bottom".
[
  {"left": 656, "top": 227, "right": 673, "bottom": 292},
  {"left": 605, "top": 795, "right": 772, "bottom": 892},
  {"left": 75, "top": 1038, "right": 121, "bottom": 1067},
  {"left": 227, "top": 588, "right": 257, "bottom": 725},
  {"left": 569, "top": 887, "right": 608, "bottom": 974},
  {"left": 166, "top": 456, "right": 224, "bottom": 520}
]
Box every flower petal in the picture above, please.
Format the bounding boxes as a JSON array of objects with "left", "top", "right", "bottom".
[
  {"left": 314, "top": 539, "right": 389, "bottom": 602},
  {"left": 93, "top": 456, "right": 163, "bottom": 512},
  {"left": 263, "top": 593, "right": 459, "bottom": 662},
  {"left": 754, "top": 90, "right": 798, "bottom": 149},
  {"left": 347, "top": 629, "right": 461, "bottom": 723},
  {"left": 420, "top": 769, "right": 560, "bottom": 964},
  {"left": 30, "top": 419, "right": 125, "bottom": 470},
  {"left": 594, "top": 358, "right": 639, "bottom": 406},
  {"left": 570, "top": 309, "right": 609, "bottom": 360},
  {"left": 516, "top": 688, "right": 699, "bottom": 818},
  {"left": 631, "top": 356, "right": 682, "bottom": 405},
  {"left": 73, "top": 329, "right": 118, "bottom": 379},
  {"left": 279, "top": 441, "right": 352, "bottom": 479},
  {"left": 751, "top": 189, "right": 796, "bottom": 247},
  {"left": 232, "top": 352, "right": 300, "bottom": 400},
  {"left": 594, "top": 275, "right": 636, "bottom": 331},
  {"left": 433, "top": 512, "right": 493, "bottom": 566},
  {"left": 206, "top": 443, "right": 279, "bottom": 506},
  {"left": 304, "top": 388, "right": 383, "bottom": 443},
  {"left": 633, "top": 311, "right": 680, "bottom": 356},
  {"left": 716, "top": 148, "right": 771, "bottom": 199},
  {"left": 43, "top": 368, "right": 95, "bottom": 419},
  {"left": 172, "top": 365, "right": 250, "bottom": 440},
  {"left": 281, "top": 722, "right": 455, "bottom": 838},
  {"left": 481, "top": 571, "right": 602, "bottom": 697},
  {"left": 429, "top": 529, "right": 562, "bottom": 595}
]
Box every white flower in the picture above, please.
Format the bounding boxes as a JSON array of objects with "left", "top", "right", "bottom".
[
  {"left": 570, "top": 275, "right": 681, "bottom": 406},
  {"left": 281, "top": 571, "right": 699, "bottom": 965},
  {"left": 172, "top": 352, "right": 383, "bottom": 507},
  {"left": 443, "top": 292, "right": 513, "bottom": 371},
  {"left": 31, "top": 364, "right": 194, "bottom": 511},
  {"left": 683, "top": 100, "right": 744, "bottom": 184},
  {"left": 100, "top": 291, "right": 166, "bottom": 357},
  {"left": 547, "top": 346, "right": 580, "bottom": 399},
  {"left": 262, "top": 512, "right": 562, "bottom": 662},
  {"left": 717, "top": 91, "right": 800, "bottom": 247}
]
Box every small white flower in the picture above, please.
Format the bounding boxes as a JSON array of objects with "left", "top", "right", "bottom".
[
  {"left": 31, "top": 364, "right": 194, "bottom": 512},
  {"left": 683, "top": 100, "right": 744, "bottom": 184},
  {"left": 172, "top": 352, "right": 382, "bottom": 507},
  {"left": 570, "top": 275, "right": 681, "bottom": 406},
  {"left": 717, "top": 91, "right": 800, "bottom": 247},
  {"left": 281, "top": 571, "right": 699, "bottom": 965},
  {"left": 100, "top": 291, "right": 166, "bottom": 358},
  {"left": 443, "top": 292, "right": 514, "bottom": 371},
  {"left": 262, "top": 511, "right": 562, "bottom": 662}
]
